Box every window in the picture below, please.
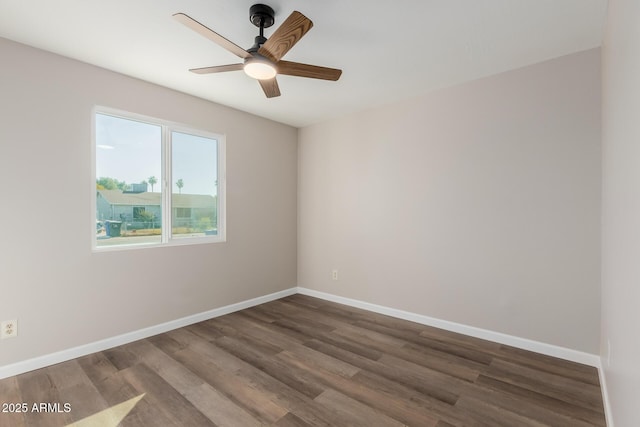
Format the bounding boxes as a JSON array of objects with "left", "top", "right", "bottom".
[{"left": 94, "top": 108, "right": 225, "bottom": 249}]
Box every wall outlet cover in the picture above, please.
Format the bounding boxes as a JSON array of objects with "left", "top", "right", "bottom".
[{"left": 1, "top": 319, "right": 18, "bottom": 339}]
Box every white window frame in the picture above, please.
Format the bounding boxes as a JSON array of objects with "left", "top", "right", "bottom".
[{"left": 92, "top": 106, "right": 226, "bottom": 251}]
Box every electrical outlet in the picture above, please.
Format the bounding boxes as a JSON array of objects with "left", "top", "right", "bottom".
[
  {"left": 332, "top": 269, "right": 338, "bottom": 281},
  {"left": 1, "top": 319, "right": 18, "bottom": 339}
]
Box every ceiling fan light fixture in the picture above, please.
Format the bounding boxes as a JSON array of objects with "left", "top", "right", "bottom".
[{"left": 243, "top": 56, "right": 277, "bottom": 80}]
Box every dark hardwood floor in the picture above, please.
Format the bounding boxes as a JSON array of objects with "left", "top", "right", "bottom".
[{"left": 0, "top": 294, "right": 606, "bottom": 426}]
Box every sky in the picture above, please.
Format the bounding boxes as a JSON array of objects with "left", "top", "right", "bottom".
[{"left": 95, "top": 113, "right": 218, "bottom": 196}]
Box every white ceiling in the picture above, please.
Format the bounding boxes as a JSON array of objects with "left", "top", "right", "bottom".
[{"left": 0, "top": 0, "right": 607, "bottom": 128}]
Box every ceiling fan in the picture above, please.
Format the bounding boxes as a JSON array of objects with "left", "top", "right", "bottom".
[{"left": 173, "top": 4, "right": 342, "bottom": 98}]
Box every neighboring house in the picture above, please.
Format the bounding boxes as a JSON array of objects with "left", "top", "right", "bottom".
[{"left": 96, "top": 189, "right": 216, "bottom": 229}]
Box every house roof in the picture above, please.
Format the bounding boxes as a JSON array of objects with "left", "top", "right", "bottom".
[{"left": 97, "top": 190, "right": 215, "bottom": 209}]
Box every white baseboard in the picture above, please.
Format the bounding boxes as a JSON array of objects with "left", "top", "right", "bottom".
[
  {"left": 0, "top": 287, "right": 297, "bottom": 380},
  {"left": 297, "top": 287, "right": 601, "bottom": 368},
  {"left": 0, "top": 286, "right": 603, "bottom": 383}
]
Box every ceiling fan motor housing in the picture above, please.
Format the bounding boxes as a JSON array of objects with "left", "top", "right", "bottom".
[{"left": 249, "top": 4, "right": 275, "bottom": 28}]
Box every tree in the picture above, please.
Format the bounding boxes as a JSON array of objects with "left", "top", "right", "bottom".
[
  {"left": 148, "top": 176, "right": 157, "bottom": 192},
  {"left": 96, "top": 177, "right": 130, "bottom": 191},
  {"left": 137, "top": 210, "right": 155, "bottom": 227},
  {"left": 176, "top": 179, "right": 184, "bottom": 194},
  {"left": 97, "top": 177, "right": 121, "bottom": 190}
]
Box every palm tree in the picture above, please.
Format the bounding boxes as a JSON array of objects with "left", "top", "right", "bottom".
[
  {"left": 148, "top": 176, "right": 157, "bottom": 192},
  {"left": 176, "top": 179, "right": 184, "bottom": 194}
]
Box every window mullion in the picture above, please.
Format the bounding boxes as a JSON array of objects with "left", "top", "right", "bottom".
[
  {"left": 162, "top": 125, "right": 172, "bottom": 243},
  {"left": 217, "top": 134, "right": 226, "bottom": 241}
]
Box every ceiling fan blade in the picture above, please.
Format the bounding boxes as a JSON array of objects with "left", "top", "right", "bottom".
[
  {"left": 277, "top": 60, "right": 342, "bottom": 81},
  {"left": 258, "top": 77, "right": 281, "bottom": 98},
  {"left": 189, "top": 64, "right": 244, "bottom": 74},
  {"left": 173, "top": 13, "right": 250, "bottom": 59},
  {"left": 259, "top": 11, "right": 313, "bottom": 62}
]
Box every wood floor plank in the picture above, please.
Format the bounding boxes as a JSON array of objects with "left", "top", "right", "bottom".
[
  {"left": 314, "top": 389, "right": 408, "bottom": 427},
  {"left": 333, "top": 322, "right": 410, "bottom": 348},
  {"left": 46, "top": 360, "right": 110, "bottom": 423},
  {"left": 16, "top": 369, "right": 73, "bottom": 427},
  {"left": 495, "top": 344, "right": 601, "bottom": 386},
  {"left": 399, "top": 341, "right": 487, "bottom": 380},
  {"left": 351, "top": 317, "right": 497, "bottom": 373},
  {"left": 284, "top": 293, "right": 326, "bottom": 309},
  {"left": 272, "top": 317, "right": 335, "bottom": 340},
  {"left": 214, "top": 335, "right": 326, "bottom": 399},
  {"left": 266, "top": 299, "right": 350, "bottom": 330},
  {"left": 217, "top": 327, "right": 284, "bottom": 357},
  {"left": 243, "top": 307, "right": 385, "bottom": 361},
  {"left": 76, "top": 352, "right": 119, "bottom": 384},
  {"left": 122, "top": 339, "right": 205, "bottom": 393},
  {"left": 123, "top": 338, "right": 264, "bottom": 426},
  {"left": 216, "top": 314, "right": 362, "bottom": 378},
  {"left": 184, "top": 321, "right": 225, "bottom": 341},
  {"left": 475, "top": 374, "right": 607, "bottom": 426},
  {"left": 227, "top": 356, "right": 352, "bottom": 427},
  {"left": 193, "top": 315, "right": 243, "bottom": 339},
  {"left": 277, "top": 350, "right": 441, "bottom": 427},
  {"left": 0, "top": 376, "right": 27, "bottom": 427},
  {"left": 183, "top": 382, "right": 263, "bottom": 427},
  {"left": 102, "top": 343, "right": 141, "bottom": 371},
  {"left": 3, "top": 295, "right": 606, "bottom": 427},
  {"left": 308, "top": 330, "right": 384, "bottom": 361},
  {"left": 294, "top": 297, "right": 494, "bottom": 353},
  {"left": 274, "top": 412, "right": 314, "bottom": 427},
  {"left": 169, "top": 347, "right": 289, "bottom": 424},
  {"left": 334, "top": 323, "right": 482, "bottom": 381},
  {"left": 461, "top": 376, "right": 599, "bottom": 427},
  {"left": 485, "top": 358, "right": 604, "bottom": 411},
  {"left": 351, "top": 369, "right": 479, "bottom": 427},
  {"left": 280, "top": 342, "right": 361, "bottom": 378},
  {"left": 409, "top": 332, "right": 496, "bottom": 365},
  {"left": 304, "top": 336, "right": 466, "bottom": 405},
  {"left": 230, "top": 364, "right": 338, "bottom": 427},
  {"left": 146, "top": 330, "right": 190, "bottom": 355},
  {"left": 118, "top": 363, "right": 215, "bottom": 427},
  {"left": 418, "top": 326, "right": 503, "bottom": 353},
  {"left": 86, "top": 365, "right": 176, "bottom": 427},
  {"left": 454, "top": 395, "right": 547, "bottom": 427}
]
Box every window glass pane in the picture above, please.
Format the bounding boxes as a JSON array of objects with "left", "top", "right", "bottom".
[
  {"left": 95, "top": 113, "right": 162, "bottom": 247},
  {"left": 171, "top": 131, "right": 218, "bottom": 239}
]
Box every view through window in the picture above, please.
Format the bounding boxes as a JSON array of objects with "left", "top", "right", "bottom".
[{"left": 94, "top": 110, "right": 224, "bottom": 249}]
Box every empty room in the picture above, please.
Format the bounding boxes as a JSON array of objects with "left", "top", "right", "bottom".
[{"left": 0, "top": 0, "right": 638, "bottom": 426}]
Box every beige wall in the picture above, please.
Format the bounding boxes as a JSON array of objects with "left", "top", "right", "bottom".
[
  {"left": 601, "top": 0, "right": 640, "bottom": 424},
  {"left": 0, "top": 37, "right": 297, "bottom": 366},
  {"left": 298, "top": 49, "right": 601, "bottom": 353}
]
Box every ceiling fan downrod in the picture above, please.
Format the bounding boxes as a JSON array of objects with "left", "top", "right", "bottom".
[{"left": 249, "top": 3, "right": 275, "bottom": 49}]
